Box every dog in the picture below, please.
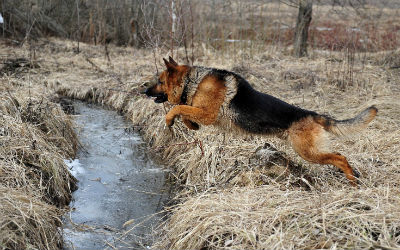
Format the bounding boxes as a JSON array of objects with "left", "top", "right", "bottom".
[{"left": 145, "top": 57, "right": 377, "bottom": 186}]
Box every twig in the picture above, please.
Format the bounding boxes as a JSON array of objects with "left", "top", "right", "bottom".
[
  {"left": 85, "top": 57, "right": 105, "bottom": 72},
  {"left": 115, "top": 210, "right": 167, "bottom": 242},
  {"left": 104, "top": 241, "right": 117, "bottom": 250},
  {"left": 104, "top": 42, "right": 111, "bottom": 66},
  {"left": 20, "top": 18, "right": 36, "bottom": 47},
  {"left": 195, "top": 139, "right": 204, "bottom": 156},
  {"left": 151, "top": 140, "right": 199, "bottom": 151},
  {"left": 128, "top": 188, "right": 165, "bottom": 196},
  {"left": 170, "top": 0, "right": 175, "bottom": 58},
  {"left": 189, "top": 0, "right": 194, "bottom": 64},
  {"left": 75, "top": 0, "right": 80, "bottom": 53},
  {"left": 279, "top": 0, "right": 298, "bottom": 8},
  {"left": 371, "top": 244, "right": 400, "bottom": 250}
]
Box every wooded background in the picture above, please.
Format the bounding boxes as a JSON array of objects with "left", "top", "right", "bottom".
[{"left": 1, "top": 0, "right": 399, "bottom": 59}]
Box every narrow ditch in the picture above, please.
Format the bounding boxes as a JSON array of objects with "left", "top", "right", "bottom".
[{"left": 63, "top": 101, "right": 170, "bottom": 250}]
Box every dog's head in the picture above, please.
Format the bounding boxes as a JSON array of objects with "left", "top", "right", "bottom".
[{"left": 145, "top": 57, "right": 189, "bottom": 104}]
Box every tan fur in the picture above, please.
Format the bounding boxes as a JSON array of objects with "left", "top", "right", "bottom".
[
  {"left": 166, "top": 75, "right": 226, "bottom": 126},
  {"left": 288, "top": 117, "right": 357, "bottom": 186}
]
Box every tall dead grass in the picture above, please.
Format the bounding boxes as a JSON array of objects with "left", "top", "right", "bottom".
[
  {"left": 155, "top": 186, "right": 400, "bottom": 249},
  {"left": 0, "top": 58, "right": 78, "bottom": 249},
  {"left": 3, "top": 38, "right": 400, "bottom": 249}
]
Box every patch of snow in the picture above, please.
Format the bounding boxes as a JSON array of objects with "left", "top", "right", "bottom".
[{"left": 64, "top": 159, "right": 85, "bottom": 176}]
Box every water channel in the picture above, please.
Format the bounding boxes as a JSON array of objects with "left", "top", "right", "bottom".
[{"left": 63, "top": 101, "right": 169, "bottom": 250}]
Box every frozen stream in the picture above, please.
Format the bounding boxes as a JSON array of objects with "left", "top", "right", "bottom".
[{"left": 63, "top": 101, "right": 169, "bottom": 250}]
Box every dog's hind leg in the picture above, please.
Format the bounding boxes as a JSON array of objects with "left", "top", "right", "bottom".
[{"left": 288, "top": 117, "right": 358, "bottom": 186}]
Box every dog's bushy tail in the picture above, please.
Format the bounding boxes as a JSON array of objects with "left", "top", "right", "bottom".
[{"left": 314, "top": 106, "right": 378, "bottom": 136}]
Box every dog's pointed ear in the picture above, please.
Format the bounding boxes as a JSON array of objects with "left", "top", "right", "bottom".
[
  {"left": 168, "top": 56, "right": 178, "bottom": 66},
  {"left": 163, "top": 58, "right": 169, "bottom": 67},
  {"left": 163, "top": 58, "right": 176, "bottom": 72}
]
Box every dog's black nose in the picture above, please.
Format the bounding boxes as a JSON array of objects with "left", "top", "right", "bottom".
[{"left": 144, "top": 87, "right": 152, "bottom": 96}]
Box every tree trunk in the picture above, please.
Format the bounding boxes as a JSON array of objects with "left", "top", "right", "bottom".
[{"left": 293, "top": 0, "right": 312, "bottom": 57}]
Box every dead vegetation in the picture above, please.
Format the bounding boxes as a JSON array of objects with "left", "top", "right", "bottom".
[
  {"left": 0, "top": 58, "right": 39, "bottom": 75},
  {"left": 1, "top": 1, "right": 400, "bottom": 249},
  {"left": 155, "top": 187, "right": 400, "bottom": 249},
  {"left": 1, "top": 29, "right": 400, "bottom": 249},
  {"left": 9, "top": 37, "right": 394, "bottom": 249},
  {"left": 0, "top": 54, "right": 78, "bottom": 249}
]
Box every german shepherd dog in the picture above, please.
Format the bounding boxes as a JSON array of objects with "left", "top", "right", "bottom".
[{"left": 145, "top": 57, "right": 377, "bottom": 186}]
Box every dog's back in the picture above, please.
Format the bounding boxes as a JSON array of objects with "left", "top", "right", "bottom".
[
  {"left": 227, "top": 75, "right": 317, "bottom": 134},
  {"left": 218, "top": 71, "right": 376, "bottom": 138}
]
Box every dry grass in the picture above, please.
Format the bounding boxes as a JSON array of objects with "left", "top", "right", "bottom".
[
  {"left": 2, "top": 37, "right": 400, "bottom": 249},
  {"left": 156, "top": 186, "right": 400, "bottom": 249},
  {"left": 0, "top": 186, "right": 63, "bottom": 250},
  {"left": 0, "top": 50, "right": 78, "bottom": 249}
]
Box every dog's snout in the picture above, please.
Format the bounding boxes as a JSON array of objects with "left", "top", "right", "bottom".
[
  {"left": 144, "top": 87, "right": 152, "bottom": 96},
  {"left": 144, "top": 85, "right": 158, "bottom": 96}
]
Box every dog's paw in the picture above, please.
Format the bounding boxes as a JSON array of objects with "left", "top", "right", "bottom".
[
  {"left": 352, "top": 169, "right": 360, "bottom": 178},
  {"left": 349, "top": 169, "right": 361, "bottom": 187}
]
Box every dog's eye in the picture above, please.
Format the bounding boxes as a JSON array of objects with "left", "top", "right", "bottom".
[{"left": 157, "top": 80, "right": 163, "bottom": 85}]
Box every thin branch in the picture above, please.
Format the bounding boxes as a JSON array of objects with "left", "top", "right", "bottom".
[{"left": 279, "top": 0, "right": 298, "bottom": 8}]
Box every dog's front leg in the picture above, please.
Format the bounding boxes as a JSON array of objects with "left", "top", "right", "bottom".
[{"left": 166, "top": 105, "right": 216, "bottom": 127}]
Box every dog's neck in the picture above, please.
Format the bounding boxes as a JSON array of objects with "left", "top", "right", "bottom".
[
  {"left": 180, "top": 68, "right": 191, "bottom": 105},
  {"left": 180, "top": 66, "right": 212, "bottom": 105}
]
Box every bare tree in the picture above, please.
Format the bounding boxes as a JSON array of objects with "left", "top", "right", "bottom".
[{"left": 293, "top": 0, "right": 312, "bottom": 57}]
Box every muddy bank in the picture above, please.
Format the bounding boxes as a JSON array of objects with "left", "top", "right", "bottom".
[{"left": 63, "top": 102, "right": 169, "bottom": 249}]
